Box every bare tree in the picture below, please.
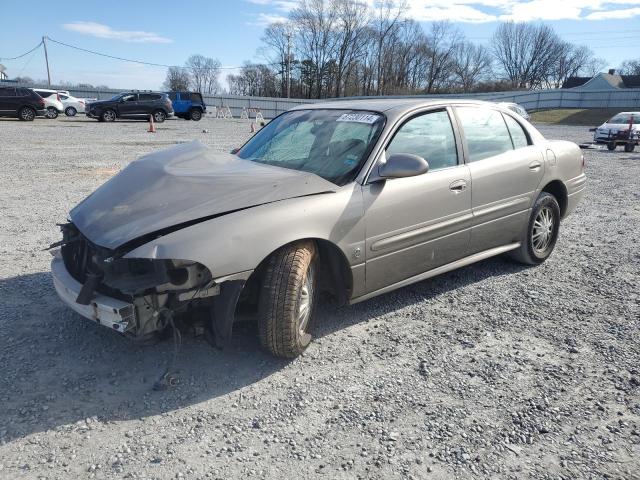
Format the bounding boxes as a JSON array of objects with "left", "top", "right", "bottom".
[
  {"left": 186, "top": 54, "right": 221, "bottom": 94},
  {"left": 423, "top": 21, "right": 462, "bottom": 93},
  {"left": 544, "top": 43, "right": 595, "bottom": 88},
  {"left": 452, "top": 41, "right": 493, "bottom": 92},
  {"left": 331, "top": 0, "right": 369, "bottom": 97},
  {"left": 491, "top": 22, "right": 564, "bottom": 89},
  {"left": 291, "top": 0, "right": 339, "bottom": 98},
  {"left": 619, "top": 58, "right": 640, "bottom": 75},
  {"left": 163, "top": 66, "right": 191, "bottom": 91}
]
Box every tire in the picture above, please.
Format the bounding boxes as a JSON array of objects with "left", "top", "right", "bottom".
[
  {"left": 152, "top": 110, "right": 166, "bottom": 123},
  {"left": 624, "top": 143, "right": 635, "bottom": 153},
  {"left": 509, "top": 192, "right": 561, "bottom": 265},
  {"left": 189, "top": 109, "right": 203, "bottom": 121},
  {"left": 65, "top": 107, "right": 77, "bottom": 117},
  {"left": 46, "top": 107, "right": 58, "bottom": 119},
  {"left": 18, "top": 106, "right": 36, "bottom": 121},
  {"left": 258, "top": 241, "right": 318, "bottom": 358},
  {"left": 101, "top": 109, "right": 116, "bottom": 122},
  {"left": 607, "top": 141, "right": 616, "bottom": 151}
]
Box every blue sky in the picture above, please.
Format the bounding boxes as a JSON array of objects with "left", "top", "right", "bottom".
[{"left": 1, "top": 0, "right": 639, "bottom": 90}]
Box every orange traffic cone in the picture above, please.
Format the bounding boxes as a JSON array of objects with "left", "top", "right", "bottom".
[{"left": 148, "top": 115, "right": 156, "bottom": 133}]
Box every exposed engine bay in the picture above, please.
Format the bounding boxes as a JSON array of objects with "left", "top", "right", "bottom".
[{"left": 55, "top": 223, "right": 224, "bottom": 342}]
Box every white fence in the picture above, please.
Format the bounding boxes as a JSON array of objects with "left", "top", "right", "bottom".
[{"left": 3, "top": 81, "right": 639, "bottom": 117}]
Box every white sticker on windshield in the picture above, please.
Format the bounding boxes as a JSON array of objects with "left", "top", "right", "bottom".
[{"left": 336, "top": 113, "right": 380, "bottom": 124}]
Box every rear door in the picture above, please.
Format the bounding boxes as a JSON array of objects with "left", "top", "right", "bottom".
[
  {"left": 454, "top": 106, "right": 545, "bottom": 252},
  {"left": 362, "top": 108, "right": 472, "bottom": 293},
  {"left": 0, "top": 87, "right": 17, "bottom": 113}
]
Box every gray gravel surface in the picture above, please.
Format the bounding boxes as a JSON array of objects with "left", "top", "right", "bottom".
[{"left": 0, "top": 116, "right": 638, "bottom": 479}]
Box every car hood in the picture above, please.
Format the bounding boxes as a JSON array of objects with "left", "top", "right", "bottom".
[{"left": 70, "top": 141, "right": 337, "bottom": 250}]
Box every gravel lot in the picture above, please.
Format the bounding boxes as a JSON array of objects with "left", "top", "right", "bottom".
[{"left": 0, "top": 115, "right": 638, "bottom": 480}]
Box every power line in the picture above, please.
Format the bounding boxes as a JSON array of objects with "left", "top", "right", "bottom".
[
  {"left": 45, "top": 36, "right": 275, "bottom": 71},
  {"left": 0, "top": 40, "right": 43, "bottom": 61}
]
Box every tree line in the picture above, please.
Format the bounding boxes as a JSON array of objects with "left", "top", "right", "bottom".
[{"left": 225, "top": 0, "right": 611, "bottom": 99}]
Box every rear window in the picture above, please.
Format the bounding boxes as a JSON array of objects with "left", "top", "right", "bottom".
[
  {"left": 0, "top": 87, "right": 16, "bottom": 96},
  {"left": 139, "top": 93, "right": 162, "bottom": 101},
  {"left": 35, "top": 90, "right": 54, "bottom": 99},
  {"left": 190, "top": 92, "right": 203, "bottom": 102},
  {"left": 168, "top": 92, "right": 177, "bottom": 101}
]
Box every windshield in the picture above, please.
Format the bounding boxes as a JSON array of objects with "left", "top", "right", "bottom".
[
  {"left": 110, "top": 93, "right": 124, "bottom": 101},
  {"left": 237, "top": 109, "right": 385, "bottom": 185},
  {"left": 608, "top": 113, "right": 639, "bottom": 124}
]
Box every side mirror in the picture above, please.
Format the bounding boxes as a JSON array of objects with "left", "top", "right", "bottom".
[
  {"left": 378, "top": 153, "right": 429, "bottom": 179},
  {"left": 588, "top": 127, "right": 596, "bottom": 132}
]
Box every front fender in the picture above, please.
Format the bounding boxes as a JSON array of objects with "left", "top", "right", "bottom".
[{"left": 124, "top": 183, "right": 365, "bottom": 284}]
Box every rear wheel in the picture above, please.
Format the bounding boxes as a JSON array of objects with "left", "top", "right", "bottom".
[
  {"left": 624, "top": 143, "right": 635, "bottom": 153},
  {"left": 152, "top": 110, "right": 166, "bottom": 123},
  {"left": 101, "top": 109, "right": 116, "bottom": 122},
  {"left": 258, "top": 241, "right": 317, "bottom": 358},
  {"left": 46, "top": 107, "right": 58, "bottom": 119},
  {"left": 65, "top": 106, "right": 77, "bottom": 117},
  {"left": 509, "top": 192, "right": 561, "bottom": 265},
  {"left": 18, "top": 106, "right": 36, "bottom": 121},
  {"left": 189, "top": 109, "right": 203, "bottom": 121}
]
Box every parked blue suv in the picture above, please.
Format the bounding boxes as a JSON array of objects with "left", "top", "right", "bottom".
[{"left": 167, "top": 91, "right": 206, "bottom": 121}]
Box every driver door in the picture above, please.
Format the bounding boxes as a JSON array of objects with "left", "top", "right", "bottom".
[
  {"left": 362, "top": 108, "right": 472, "bottom": 293},
  {"left": 118, "top": 93, "right": 139, "bottom": 115}
]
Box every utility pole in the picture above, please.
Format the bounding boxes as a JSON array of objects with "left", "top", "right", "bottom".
[
  {"left": 42, "top": 36, "right": 51, "bottom": 86},
  {"left": 285, "top": 31, "right": 291, "bottom": 99}
]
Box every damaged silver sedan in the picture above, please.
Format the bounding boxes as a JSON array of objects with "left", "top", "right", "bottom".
[{"left": 51, "top": 99, "right": 586, "bottom": 358}]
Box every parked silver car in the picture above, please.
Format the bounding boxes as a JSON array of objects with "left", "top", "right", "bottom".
[
  {"left": 593, "top": 111, "right": 639, "bottom": 151},
  {"left": 51, "top": 99, "right": 586, "bottom": 358}
]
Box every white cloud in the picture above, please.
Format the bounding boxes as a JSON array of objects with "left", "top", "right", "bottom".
[
  {"left": 585, "top": 6, "right": 640, "bottom": 19},
  {"left": 62, "top": 21, "right": 172, "bottom": 43},
  {"left": 247, "top": 12, "right": 291, "bottom": 26},
  {"left": 250, "top": 0, "right": 640, "bottom": 23}
]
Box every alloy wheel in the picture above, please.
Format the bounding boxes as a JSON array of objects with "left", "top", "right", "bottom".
[{"left": 532, "top": 206, "right": 554, "bottom": 254}]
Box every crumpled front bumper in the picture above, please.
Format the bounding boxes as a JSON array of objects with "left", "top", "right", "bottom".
[{"left": 51, "top": 257, "right": 134, "bottom": 333}]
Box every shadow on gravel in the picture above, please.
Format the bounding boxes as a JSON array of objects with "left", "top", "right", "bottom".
[{"left": 0, "top": 256, "right": 526, "bottom": 442}]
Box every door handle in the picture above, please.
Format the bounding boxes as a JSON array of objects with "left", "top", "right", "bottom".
[
  {"left": 529, "top": 161, "right": 542, "bottom": 171},
  {"left": 449, "top": 179, "right": 467, "bottom": 193}
]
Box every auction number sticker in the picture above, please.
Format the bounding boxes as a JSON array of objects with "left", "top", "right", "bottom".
[{"left": 336, "top": 113, "right": 380, "bottom": 124}]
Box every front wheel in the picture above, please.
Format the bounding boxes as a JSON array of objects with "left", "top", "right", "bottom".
[
  {"left": 65, "top": 107, "right": 77, "bottom": 117},
  {"left": 152, "top": 110, "right": 166, "bottom": 123},
  {"left": 101, "top": 109, "right": 116, "bottom": 122},
  {"left": 624, "top": 143, "right": 635, "bottom": 153},
  {"left": 46, "top": 107, "right": 58, "bottom": 119},
  {"left": 607, "top": 141, "right": 616, "bottom": 151},
  {"left": 509, "top": 192, "right": 561, "bottom": 265},
  {"left": 258, "top": 241, "right": 317, "bottom": 358}
]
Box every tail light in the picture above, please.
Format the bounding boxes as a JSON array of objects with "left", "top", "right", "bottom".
[
  {"left": 56, "top": 92, "right": 61, "bottom": 101},
  {"left": 39, "top": 98, "right": 45, "bottom": 107},
  {"left": 79, "top": 100, "right": 85, "bottom": 106}
]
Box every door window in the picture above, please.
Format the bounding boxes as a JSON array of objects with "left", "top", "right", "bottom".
[
  {"left": 503, "top": 114, "right": 529, "bottom": 149},
  {"left": 456, "top": 107, "right": 513, "bottom": 162},
  {"left": 0, "top": 87, "right": 16, "bottom": 97},
  {"left": 386, "top": 109, "right": 458, "bottom": 171},
  {"left": 121, "top": 94, "right": 137, "bottom": 102}
]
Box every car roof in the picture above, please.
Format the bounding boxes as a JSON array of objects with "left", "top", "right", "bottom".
[{"left": 289, "top": 97, "right": 502, "bottom": 115}]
